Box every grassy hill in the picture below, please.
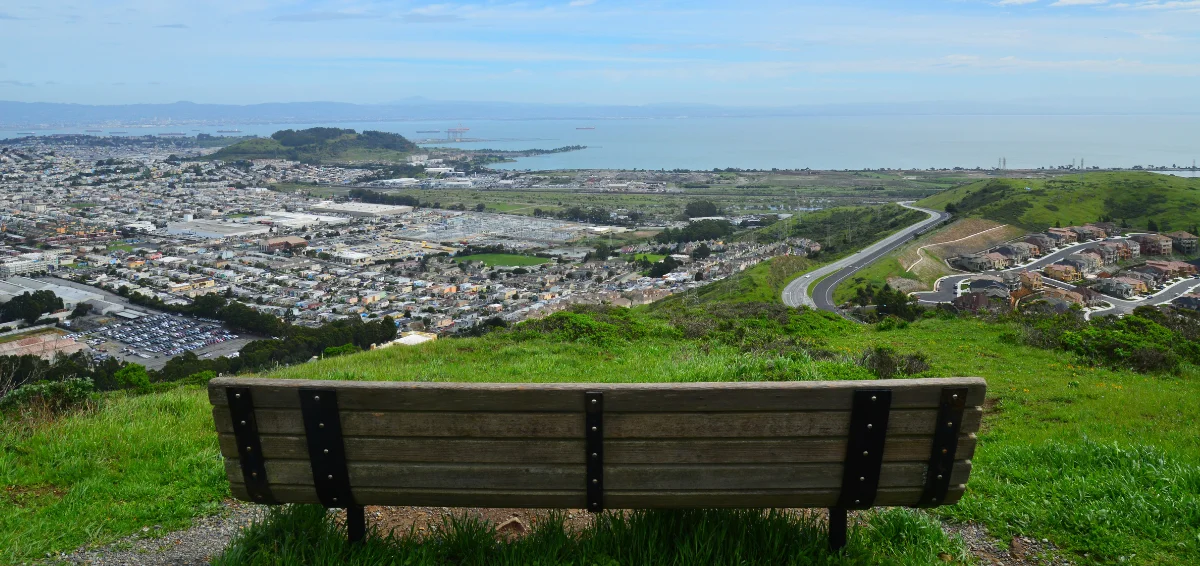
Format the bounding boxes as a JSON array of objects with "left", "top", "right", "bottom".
[
  {"left": 917, "top": 172, "right": 1200, "bottom": 232},
  {"left": 5, "top": 257, "right": 1200, "bottom": 564},
  {"left": 205, "top": 127, "right": 418, "bottom": 164}
]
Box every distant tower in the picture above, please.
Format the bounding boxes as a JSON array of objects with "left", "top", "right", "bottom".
[
  {"left": 1072, "top": 158, "right": 1076, "bottom": 169},
  {"left": 998, "top": 157, "right": 1002, "bottom": 170},
  {"left": 1080, "top": 157, "right": 1085, "bottom": 170},
  {"left": 1002, "top": 157, "right": 1007, "bottom": 170}
]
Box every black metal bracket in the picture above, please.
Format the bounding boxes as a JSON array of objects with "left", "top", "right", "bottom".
[
  {"left": 299, "top": 388, "right": 355, "bottom": 508},
  {"left": 227, "top": 386, "right": 276, "bottom": 504},
  {"left": 918, "top": 387, "right": 968, "bottom": 507},
  {"left": 838, "top": 389, "right": 892, "bottom": 510},
  {"left": 585, "top": 390, "right": 604, "bottom": 513}
]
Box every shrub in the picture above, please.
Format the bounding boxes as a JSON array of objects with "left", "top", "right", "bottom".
[
  {"left": 0, "top": 377, "right": 94, "bottom": 414},
  {"left": 114, "top": 364, "right": 152, "bottom": 393},
  {"left": 856, "top": 346, "right": 930, "bottom": 379},
  {"left": 323, "top": 344, "right": 362, "bottom": 358}
]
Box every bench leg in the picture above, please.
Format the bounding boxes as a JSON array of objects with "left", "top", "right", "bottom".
[
  {"left": 828, "top": 507, "right": 847, "bottom": 552},
  {"left": 347, "top": 505, "right": 366, "bottom": 543}
]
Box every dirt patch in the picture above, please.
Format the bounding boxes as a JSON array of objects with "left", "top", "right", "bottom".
[
  {"left": 359, "top": 506, "right": 595, "bottom": 539},
  {"left": 887, "top": 276, "right": 928, "bottom": 294},
  {"left": 3, "top": 483, "right": 66, "bottom": 507},
  {"left": 943, "top": 522, "right": 1075, "bottom": 566}
]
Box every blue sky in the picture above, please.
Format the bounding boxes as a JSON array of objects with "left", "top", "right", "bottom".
[{"left": 1, "top": 0, "right": 1199, "bottom": 106}]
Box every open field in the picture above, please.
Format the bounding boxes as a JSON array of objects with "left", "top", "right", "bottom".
[
  {"left": 452, "top": 253, "right": 550, "bottom": 267},
  {"left": 917, "top": 172, "right": 1200, "bottom": 231}
]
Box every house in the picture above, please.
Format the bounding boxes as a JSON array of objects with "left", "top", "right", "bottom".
[
  {"left": 985, "top": 252, "right": 1013, "bottom": 269},
  {"left": 1094, "top": 278, "right": 1134, "bottom": 299},
  {"left": 1043, "top": 287, "right": 1085, "bottom": 306},
  {"left": 969, "top": 277, "right": 1011, "bottom": 299},
  {"left": 1131, "top": 234, "right": 1174, "bottom": 256},
  {"left": 1128, "top": 264, "right": 1171, "bottom": 283},
  {"left": 1112, "top": 277, "right": 1149, "bottom": 295},
  {"left": 1096, "top": 242, "right": 1125, "bottom": 263},
  {"left": 1019, "top": 270, "right": 1043, "bottom": 290},
  {"left": 996, "top": 243, "right": 1037, "bottom": 263},
  {"left": 1065, "top": 252, "right": 1101, "bottom": 273},
  {"left": 1044, "top": 264, "right": 1081, "bottom": 282},
  {"left": 1070, "top": 225, "right": 1106, "bottom": 240},
  {"left": 1046, "top": 228, "right": 1079, "bottom": 245},
  {"left": 1072, "top": 286, "right": 1107, "bottom": 307},
  {"left": 952, "top": 292, "right": 994, "bottom": 313},
  {"left": 1079, "top": 248, "right": 1111, "bottom": 267},
  {"left": 1164, "top": 231, "right": 1197, "bottom": 254},
  {"left": 1024, "top": 234, "right": 1055, "bottom": 252},
  {"left": 1175, "top": 294, "right": 1200, "bottom": 311},
  {"left": 1145, "top": 260, "right": 1198, "bottom": 278},
  {"left": 953, "top": 253, "right": 997, "bottom": 272}
]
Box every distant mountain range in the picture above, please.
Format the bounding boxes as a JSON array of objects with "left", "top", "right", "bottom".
[{"left": 2, "top": 98, "right": 1196, "bottom": 129}]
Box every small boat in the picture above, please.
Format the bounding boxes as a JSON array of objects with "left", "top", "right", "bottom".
[
  {"left": 217, "top": 129, "right": 241, "bottom": 133},
  {"left": 417, "top": 130, "right": 440, "bottom": 133},
  {"left": 86, "top": 129, "right": 103, "bottom": 132},
  {"left": 17, "top": 131, "right": 35, "bottom": 135},
  {"left": 576, "top": 126, "right": 595, "bottom": 130}
]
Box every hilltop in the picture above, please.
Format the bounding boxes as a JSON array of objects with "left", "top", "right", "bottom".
[
  {"left": 205, "top": 127, "right": 418, "bottom": 164},
  {"left": 917, "top": 171, "right": 1200, "bottom": 232}
]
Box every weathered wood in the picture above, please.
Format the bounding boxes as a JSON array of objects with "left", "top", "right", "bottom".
[
  {"left": 230, "top": 484, "right": 965, "bottom": 508},
  {"left": 224, "top": 459, "right": 970, "bottom": 491},
  {"left": 217, "top": 434, "right": 976, "bottom": 464},
  {"left": 209, "top": 377, "right": 987, "bottom": 412},
  {"left": 212, "top": 407, "right": 982, "bottom": 438}
]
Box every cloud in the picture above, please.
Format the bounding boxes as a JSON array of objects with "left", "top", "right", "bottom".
[
  {"left": 569, "top": 0, "right": 598, "bottom": 6},
  {"left": 155, "top": 23, "right": 188, "bottom": 28},
  {"left": 0, "top": 12, "right": 24, "bottom": 19},
  {"left": 995, "top": 0, "right": 1039, "bottom": 5},
  {"left": 1049, "top": 0, "right": 1107, "bottom": 5},
  {"left": 272, "top": 11, "right": 374, "bottom": 22},
  {"left": 0, "top": 80, "right": 35, "bottom": 87}
]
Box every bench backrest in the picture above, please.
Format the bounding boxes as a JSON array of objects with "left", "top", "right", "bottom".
[{"left": 210, "top": 377, "right": 985, "bottom": 512}]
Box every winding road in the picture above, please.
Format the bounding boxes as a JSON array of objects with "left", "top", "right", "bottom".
[{"left": 781, "top": 203, "right": 950, "bottom": 311}]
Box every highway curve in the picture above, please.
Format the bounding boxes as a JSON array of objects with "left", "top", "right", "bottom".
[{"left": 781, "top": 203, "right": 949, "bottom": 312}]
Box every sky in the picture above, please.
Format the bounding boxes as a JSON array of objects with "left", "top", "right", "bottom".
[{"left": 1, "top": 0, "right": 1199, "bottom": 106}]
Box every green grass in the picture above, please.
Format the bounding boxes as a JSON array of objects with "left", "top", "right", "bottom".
[
  {"left": 0, "top": 387, "right": 227, "bottom": 563},
  {"left": 452, "top": 253, "right": 550, "bottom": 267},
  {"left": 628, "top": 253, "right": 666, "bottom": 263},
  {"left": 917, "top": 172, "right": 1200, "bottom": 232},
  {"left": 106, "top": 243, "right": 133, "bottom": 252},
  {"left": 833, "top": 255, "right": 905, "bottom": 304},
  {"left": 215, "top": 504, "right": 967, "bottom": 566}
]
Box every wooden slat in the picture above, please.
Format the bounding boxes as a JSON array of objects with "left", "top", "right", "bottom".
[
  {"left": 209, "top": 377, "right": 987, "bottom": 412},
  {"left": 212, "top": 407, "right": 982, "bottom": 438},
  {"left": 230, "top": 484, "right": 965, "bottom": 508},
  {"left": 218, "top": 434, "right": 976, "bottom": 464},
  {"left": 224, "top": 460, "right": 970, "bottom": 491}
]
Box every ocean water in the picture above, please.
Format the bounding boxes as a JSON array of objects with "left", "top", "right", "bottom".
[{"left": 4, "top": 115, "right": 1199, "bottom": 171}]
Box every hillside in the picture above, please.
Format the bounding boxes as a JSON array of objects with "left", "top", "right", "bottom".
[
  {"left": 205, "top": 127, "right": 418, "bottom": 164},
  {"left": 917, "top": 172, "right": 1200, "bottom": 232}
]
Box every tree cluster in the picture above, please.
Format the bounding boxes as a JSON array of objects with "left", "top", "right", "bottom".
[
  {"left": 0, "top": 291, "right": 65, "bottom": 325},
  {"left": 655, "top": 220, "right": 736, "bottom": 244}
]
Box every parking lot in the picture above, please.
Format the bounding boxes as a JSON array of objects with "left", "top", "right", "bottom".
[{"left": 68, "top": 313, "right": 253, "bottom": 370}]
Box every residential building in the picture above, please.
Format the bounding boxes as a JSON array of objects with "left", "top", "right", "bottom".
[
  {"left": 1165, "top": 231, "right": 1198, "bottom": 254},
  {"left": 1046, "top": 228, "right": 1078, "bottom": 244},
  {"left": 1024, "top": 234, "right": 1055, "bottom": 252},
  {"left": 1175, "top": 294, "right": 1200, "bottom": 311},
  {"left": 262, "top": 236, "right": 309, "bottom": 252},
  {"left": 1043, "top": 287, "right": 1085, "bottom": 306},
  {"left": 1145, "top": 260, "right": 1198, "bottom": 278},
  {"left": 1112, "top": 277, "right": 1148, "bottom": 295},
  {"left": 1065, "top": 252, "right": 1101, "bottom": 273},
  {"left": 1094, "top": 278, "right": 1134, "bottom": 299},
  {"left": 1019, "top": 271, "right": 1043, "bottom": 290},
  {"left": 1043, "top": 264, "right": 1081, "bottom": 282},
  {"left": 1131, "top": 234, "right": 1174, "bottom": 256}
]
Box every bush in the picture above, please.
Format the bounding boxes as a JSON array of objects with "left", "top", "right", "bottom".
[
  {"left": 114, "top": 364, "right": 152, "bottom": 393},
  {"left": 323, "top": 344, "right": 362, "bottom": 358},
  {"left": 0, "top": 377, "right": 94, "bottom": 414},
  {"left": 856, "top": 346, "right": 930, "bottom": 379}
]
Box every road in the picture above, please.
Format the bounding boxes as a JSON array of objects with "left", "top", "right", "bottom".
[
  {"left": 911, "top": 238, "right": 1200, "bottom": 317},
  {"left": 781, "top": 202, "right": 950, "bottom": 311}
]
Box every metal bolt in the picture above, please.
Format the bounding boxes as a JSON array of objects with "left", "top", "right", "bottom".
[
  {"left": 319, "top": 422, "right": 325, "bottom": 429},
  {"left": 871, "top": 395, "right": 877, "bottom": 402},
  {"left": 932, "top": 497, "right": 938, "bottom": 503},
  {"left": 591, "top": 398, "right": 598, "bottom": 404},
  {"left": 937, "top": 474, "right": 943, "bottom": 480},
  {"left": 251, "top": 472, "right": 257, "bottom": 478},
  {"left": 859, "top": 477, "right": 865, "bottom": 482},
  {"left": 591, "top": 503, "right": 598, "bottom": 507},
  {"left": 947, "top": 421, "right": 953, "bottom": 428},
  {"left": 235, "top": 393, "right": 241, "bottom": 399},
  {"left": 240, "top": 420, "right": 246, "bottom": 426},
  {"left": 314, "top": 395, "right": 320, "bottom": 401},
  {"left": 591, "top": 452, "right": 598, "bottom": 458},
  {"left": 327, "top": 474, "right": 333, "bottom": 480},
  {"left": 332, "top": 497, "right": 338, "bottom": 503},
  {"left": 862, "top": 450, "right": 869, "bottom": 456},
  {"left": 245, "top": 446, "right": 252, "bottom": 452},
  {"left": 323, "top": 449, "right": 329, "bottom": 455},
  {"left": 942, "top": 448, "right": 948, "bottom": 455},
  {"left": 255, "top": 494, "right": 262, "bottom": 499},
  {"left": 866, "top": 423, "right": 873, "bottom": 430},
  {"left": 951, "top": 394, "right": 958, "bottom": 401},
  {"left": 854, "top": 499, "right": 860, "bottom": 504},
  {"left": 591, "top": 426, "right": 598, "bottom": 432},
  {"left": 592, "top": 479, "right": 598, "bottom": 484}
]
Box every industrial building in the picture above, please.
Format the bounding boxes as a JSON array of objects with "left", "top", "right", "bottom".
[
  {"left": 0, "top": 276, "right": 124, "bottom": 314},
  {"left": 166, "top": 220, "right": 271, "bottom": 240},
  {"left": 0, "top": 253, "right": 61, "bottom": 278},
  {"left": 308, "top": 202, "right": 414, "bottom": 218}
]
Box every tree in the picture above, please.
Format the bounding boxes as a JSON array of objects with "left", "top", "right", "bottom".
[
  {"left": 691, "top": 243, "right": 711, "bottom": 260},
  {"left": 474, "top": 203, "right": 486, "bottom": 212},
  {"left": 1148, "top": 219, "right": 1160, "bottom": 232},
  {"left": 114, "top": 363, "right": 151, "bottom": 393},
  {"left": 684, "top": 200, "right": 719, "bottom": 218}
]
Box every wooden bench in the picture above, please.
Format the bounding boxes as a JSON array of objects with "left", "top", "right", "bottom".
[{"left": 209, "top": 376, "right": 985, "bottom": 550}]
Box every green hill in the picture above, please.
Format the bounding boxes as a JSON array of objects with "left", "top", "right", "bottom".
[
  {"left": 917, "top": 172, "right": 1200, "bottom": 232},
  {"left": 205, "top": 127, "right": 418, "bottom": 164}
]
